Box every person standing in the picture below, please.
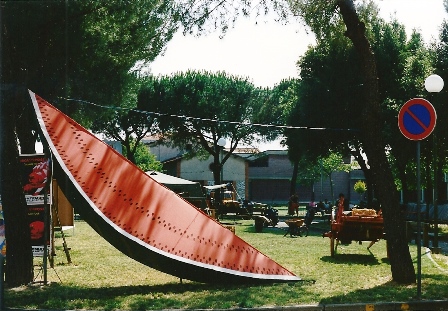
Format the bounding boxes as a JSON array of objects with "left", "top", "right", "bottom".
[
  {"left": 323, "top": 199, "right": 331, "bottom": 214},
  {"left": 288, "top": 193, "right": 299, "bottom": 216},
  {"left": 335, "top": 193, "right": 349, "bottom": 221}
]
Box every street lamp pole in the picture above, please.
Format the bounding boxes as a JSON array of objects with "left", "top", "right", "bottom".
[{"left": 424, "top": 74, "right": 444, "bottom": 253}]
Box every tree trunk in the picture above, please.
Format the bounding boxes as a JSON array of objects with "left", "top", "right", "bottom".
[
  {"left": 328, "top": 172, "right": 334, "bottom": 201},
  {"left": 15, "top": 91, "right": 37, "bottom": 154},
  {"left": 397, "top": 162, "right": 408, "bottom": 203},
  {"left": 351, "top": 148, "right": 374, "bottom": 204},
  {"left": 0, "top": 85, "right": 34, "bottom": 287},
  {"left": 211, "top": 148, "right": 222, "bottom": 207},
  {"left": 123, "top": 140, "right": 136, "bottom": 164},
  {"left": 337, "top": 0, "right": 416, "bottom": 284},
  {"left": 290, "top": 160, "right": 299, "bottom": 196}
]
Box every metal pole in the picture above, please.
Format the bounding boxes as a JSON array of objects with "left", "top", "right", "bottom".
[
  {"left": 320, "top": 159, "right": 323, "bottom": 201},
  {"left": 43, "top": 186, "right": 48, "bottom": 285},
  {"left": 220, "top": 146, "right": 223, "bottom": 184},
  {"left": 416, "top": 141, "right": 422, "bottom": 300},
  {"left": 433, "top": 132, "right": 439, "bottom": 250}
]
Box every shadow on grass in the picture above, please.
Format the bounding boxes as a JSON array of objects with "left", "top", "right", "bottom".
[
  {"left": 321, "top": 252, "right": 381, "bottom": 265},
  {"left": 242, "top": 224, "right": 329, "bottom": 239},
  {"left": 240, "top": 223, "right": 288, "bottom": 236},
  {"left": 7, "top": 274, "right": 448, "bottom": 310},
  {"left": 6, "top": 280, "right": 315, "bottom": 310},
  {"left": 318, "top": 274, "right": 448, "bottom": 305}
]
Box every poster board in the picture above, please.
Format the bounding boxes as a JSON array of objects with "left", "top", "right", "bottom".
[
  {"left": 0, "top": 197, "right": 5, "bottom": 258},
  {"left": 19, "top": 154, "right": 51, "bottom": 256}
]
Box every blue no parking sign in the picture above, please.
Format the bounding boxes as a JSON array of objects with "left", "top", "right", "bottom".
[
  {"left": 398, "top": 97, "right": 437, "bottom": 300},
  {"left": 398, "top": 98, "right": 437, "bottom": 140}
]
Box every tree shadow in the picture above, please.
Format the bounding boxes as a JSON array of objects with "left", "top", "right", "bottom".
[
  {"left": 321, "top": 252, "right": 381, "bottom": 265},
  {"left": 7, "top": 274, "right": 448, "bottom": 309},
  {"left": 5, "top": 280, "right": 309, "bottom": 310},
  {"left": 240, "top": 223, "right": 289, "bottom": 236},
  {"left": 318, "top": 275, "right": 448, "bottom": 306}
]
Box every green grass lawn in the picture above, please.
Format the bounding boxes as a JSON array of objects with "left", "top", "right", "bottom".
[{"left": 5, "top": 212, "right": 448, "bottom": 310}]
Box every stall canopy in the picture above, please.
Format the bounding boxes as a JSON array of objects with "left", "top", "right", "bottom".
[
  {"left": 203, "top": 183, "right": 229, "bottom": 190},
  {"left": 146, "top": 171, "right": 207, "bottom": 209}
]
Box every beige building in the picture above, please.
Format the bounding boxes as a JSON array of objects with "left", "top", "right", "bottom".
[
  {"left": 143, "top": 137, "right": 248, "bottom": 200},
  {"left": 143, "top": 137, "right": 367, "bottom": 205}
]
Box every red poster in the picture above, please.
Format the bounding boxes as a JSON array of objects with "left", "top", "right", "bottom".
[
  {"left": 20, "top": 154, "right": 51, "bottom": 205},
  {"left": 19, "top": 154, "right": 51, "bottom": 256},
  {"left": 0, "top": 198, "right": 5, "bottom": 258}
]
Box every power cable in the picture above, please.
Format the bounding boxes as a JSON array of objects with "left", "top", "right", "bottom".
[{"left": 59, "top": 97, "right": 360, "bottom": 132}]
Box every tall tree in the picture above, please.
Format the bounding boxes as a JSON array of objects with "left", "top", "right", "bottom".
[
  {"left": 1, "top": 0, "right": 179, "bottom": 286},
  {"left": 258, "top": 79, "right": 301, "bottom": 195},
  {"left": 2, "top": 1, "right": 179, "bottom": 105},
  {"left": 0, "top": 86, "right": 33, "bottom": 286},
  {"left": 163, "top": 0, "right": 417, "bottom": 283},
  {"left": 282, "top": 0, "right": 416, "bottom": 282},
  {"left": 432, "top": 18, "right": 448, "bottom": 203},
  {"left": 318, "top": 152, "right": 352, "bottom": 201},
  {"left": 294, "top": 12, "right": 434, "bottom": 205},
  {"left": 90, "top": 75, "right": 160, "bottom": 165},
  {"left": 138, "top": 71, "right": 261, "bottom": 188},
  {"left": 335, "top": 0, "right": 415, "bottom": 283}
]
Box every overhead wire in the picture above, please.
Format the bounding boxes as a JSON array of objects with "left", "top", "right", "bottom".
[{"left": 58, "top": 97, "right": 360, "bottom": 132}]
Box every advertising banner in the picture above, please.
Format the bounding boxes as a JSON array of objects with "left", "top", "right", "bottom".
[
  {"left": 19, "top": 154, "right": 51, "bottom": 256},
  {"left": 20, "top": 154, "right": 51, "bottom": 205},
  {"left": 0, "top": 197, "right": 5, "bottom": 258},
  {"left": 28, "top": 204, "right": 47, "bottom": 256}
]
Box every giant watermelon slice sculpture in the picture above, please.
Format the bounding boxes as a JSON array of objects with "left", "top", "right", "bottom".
[{"left": 29, "top": 91, "right": 300, "bottom": 284}]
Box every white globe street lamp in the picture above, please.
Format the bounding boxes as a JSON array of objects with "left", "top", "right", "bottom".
[
  {"left": 425, "top": 74, "right": 444, "bottom": 93},
  {"left": 425, "top": 74, "right": 444, "bottom": 253},
  {"left": 217, "top": 138, "right": 226, "bottom": 148}
]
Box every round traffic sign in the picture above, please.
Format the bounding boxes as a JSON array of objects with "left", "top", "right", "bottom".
[{"left": 398, "top": 98, "right": 437, "bottom": 141}]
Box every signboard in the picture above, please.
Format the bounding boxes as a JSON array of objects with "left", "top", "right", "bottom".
[
  {"left": 28, "top": 204, "right": 48, "bottom": 256},
  {"left": 0, "top": 197, "right": 5, "bottom": 258},
  {"left": 20, "top": 154, "right": 51, "bottom": 205},
  {"left": 19, "top": 154, "right": 51, "bottom": 256},
  {"left": 398, "top": 98, "right": 437, "bottom": 141},
  {"left": 398, "top": 97, "right": 438, "bottom": 299}
]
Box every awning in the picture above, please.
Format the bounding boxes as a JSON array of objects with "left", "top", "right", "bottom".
[
  {"left": 203, "top": 183, "right": 229, "bottom": 190},
  {"left": 146, "top": 171, "right": 197, "bottom": 185}
]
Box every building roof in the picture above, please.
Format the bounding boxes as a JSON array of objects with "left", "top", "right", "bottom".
[{"left": 236, "top": 149, "right": 288, "bottom": 161}]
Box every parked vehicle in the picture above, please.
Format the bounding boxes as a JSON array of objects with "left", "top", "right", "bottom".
[
  {"left": 204, "top": 183, "right": 249, "bottom": 216},
  {"left": 220, "top": 189, "right": 249, "bottom": 215}
]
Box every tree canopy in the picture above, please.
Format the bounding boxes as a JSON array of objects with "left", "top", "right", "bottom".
[
  {"left": 251, "top": 0, "right": 417, "bottom": 283},
  {"left": 138, "top": 70, "right": 264, "bottom": 185},
  {"left": 292, "top": 0, "right": 415, "bottom": 283},
  {"left": 2, "top": 1, "right": 179, "bottom": 104},
  {"left": 1, "top": 0, "right": 180, "bottom": 286}
]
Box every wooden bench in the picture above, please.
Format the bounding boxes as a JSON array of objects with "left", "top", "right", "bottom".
[{"left": 407, "top": 221, "right": 444, "bottom": 247}]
